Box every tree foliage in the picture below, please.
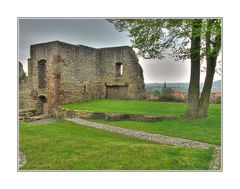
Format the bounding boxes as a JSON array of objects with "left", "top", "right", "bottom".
[
  {"left": 108, "top": 19, "right": 221, "bottom": 62},
  {"left": 108, "top": 18, "right": 222, "bottom": 118}
]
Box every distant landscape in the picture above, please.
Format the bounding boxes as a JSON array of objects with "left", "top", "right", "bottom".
[{"left": 145, "top": 80, "right": 221, "bottom": 94}]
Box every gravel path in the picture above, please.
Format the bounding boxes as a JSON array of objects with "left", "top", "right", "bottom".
[
  {"left": 67, "top": 118, "right": 217, "bottom": 149},
  {"left": 209, "top": 146, "right": 222, "bottom": 170}
]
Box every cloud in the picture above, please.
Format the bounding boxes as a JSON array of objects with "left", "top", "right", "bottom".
[
  {"left": 139, "top": 57, "right": 191, "bottom": 83},
  {"left": 18, "top": 18, "right": 221, "bottom": 83}
]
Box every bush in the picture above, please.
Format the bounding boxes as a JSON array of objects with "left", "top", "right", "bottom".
[
  {"left": 214, "top": 96, "right": 221, "bottom": 104},
  {"left": 159, "top": 94, "right": 185, "bottom": 102},
  {"left": 152, "top": 90, "right": 160, "bottom": 97}
]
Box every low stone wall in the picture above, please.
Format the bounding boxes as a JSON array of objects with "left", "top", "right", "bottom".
[
  {"left": 55, "top": 108, "right": 177, "bottom": 122},
  {"left": 19, "top": 109, "right": 36, "bottom": 121}
]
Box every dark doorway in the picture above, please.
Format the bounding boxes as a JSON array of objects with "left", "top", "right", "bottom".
[
  {"left": 36, "top": 95, "right": 48, "bottom": 114},
  {"left": 106, "top": 85, "right": 128, "bottom": 99}
]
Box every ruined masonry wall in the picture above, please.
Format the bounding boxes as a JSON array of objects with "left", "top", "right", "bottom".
[
  {"left": 98, "top": 47, "right": 145, "bottom": 99},
  {"left": 19, "top": 41, "right": 146, "bottom": 114},
  {"left": 58, "top": 43, "right": 105, "bottom": 104},
  {"left": 19, "top": 78, "right": 36, "bottom": 110},
  {"left": 27, "top": 42, "right": 61, "bottom": 112}
]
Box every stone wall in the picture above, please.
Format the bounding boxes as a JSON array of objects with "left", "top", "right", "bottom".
[
  {"left": 19, "top": 41, "right": 146, "bottom": 114},
  {"left": 19, "top": 78, "right": 36, "bottom": 110},
  {"left": 19, "top": 62, "right": 36, "bottom": 110},
  {"left": 58, "top": 42, "right": 105, "bottom": 104},
  {"left": 97, "top": 46, "right": 146, "bottom": 99},
  {"left": 19, "top": 61, "right": 26, "bottom": 80},
  {"left": 27, "top": 42, "right": 60, "bottom": 112}
]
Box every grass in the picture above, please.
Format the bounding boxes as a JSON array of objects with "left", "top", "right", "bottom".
[
  {"left": 91, "top": 104, "right": 221, "bottom": 145},
  {"left": 61, "top": 100, "right": 221, "bottom": 145},
  {"left": 19, "top": 120, "right": 214, "bottom": 170},
  {"left": 61, "top": 99, "right": 187, "bottom": 116}
]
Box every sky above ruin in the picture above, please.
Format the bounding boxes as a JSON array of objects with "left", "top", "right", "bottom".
[{"left": 18, "top": 18, "right": 221, "bottom": 83}]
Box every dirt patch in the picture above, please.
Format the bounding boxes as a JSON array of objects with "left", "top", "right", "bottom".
[{"left": 30, "top": 118, "right": 57, "bottom": 125}]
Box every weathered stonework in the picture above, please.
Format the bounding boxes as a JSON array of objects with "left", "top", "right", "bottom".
[
  {"left": 19, "top": 41, "right": 146, "bottom": 114},
  {"left": 55, "top": 108, "right": 177, "bottom": 122}
]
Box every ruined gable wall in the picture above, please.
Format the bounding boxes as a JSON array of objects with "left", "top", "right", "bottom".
[
  {"left": 27, "top": 41, "right": 61, "bottom": 112},
  {"left": 97, "top": 46, "right": 146, "bottom": 99},
  {"left": 29, "top": 41, "right": 60, "bottom": 95}
]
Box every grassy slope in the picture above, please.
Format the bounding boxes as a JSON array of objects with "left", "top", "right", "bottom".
[
  {"left": 61, "top": 100, "right": 187, "bottom": 116},
  {"left": 19, "top": 120, "right": 213, "bottom": 170},
  {"left": 61, "top": 100, "right": 221, "bottom": 145}
]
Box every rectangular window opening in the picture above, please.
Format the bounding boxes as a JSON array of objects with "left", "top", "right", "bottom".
[
  {"left": 116, "top": 62, "right": 123, "bottom": 77},
  {"left": 38, "top": 59, "right": 47, "bottom": 89}
]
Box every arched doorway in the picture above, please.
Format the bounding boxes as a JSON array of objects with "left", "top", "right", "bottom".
[{"left": 36, "top": 95, "right": 48, "bottom": 114}]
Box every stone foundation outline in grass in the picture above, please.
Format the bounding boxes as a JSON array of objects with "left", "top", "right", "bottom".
[{"left": 55, "top": 107, "right": 178, "bottom": 122}]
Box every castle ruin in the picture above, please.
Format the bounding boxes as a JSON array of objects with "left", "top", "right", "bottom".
[{"left": 19, "top": 41, "right": 146, "bottom": 114}]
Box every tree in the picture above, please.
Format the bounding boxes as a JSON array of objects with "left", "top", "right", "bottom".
[
  {"left": 153, "top": 90, "right": 160, "bottom": 97},
  {"left": 197, "top": 19, "right": 221, "bottom": 117},
  {"left": 185, "top": 20, "right": 202, "bottom": 118},
  {"left": 108, "top": 18, "right": 221, "bottom": 118}
]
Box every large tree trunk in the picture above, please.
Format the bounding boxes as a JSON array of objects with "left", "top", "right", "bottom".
[
  {"left": 198, "top": 56, "right": 217, "bottom": 117},
  {"left": 197, "top": 19, "right": 220, "bottom": 117},
  {"left": 185, "top": 20, "right": 202, "bottom": 118}
]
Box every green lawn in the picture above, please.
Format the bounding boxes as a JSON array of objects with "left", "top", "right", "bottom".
[
  {"left": 19, "top": 120, "right": 214, "bottom": 170},
  {"left": 91, "top": 104, "right": 221, "bottom": 145},
  {"left": 61, "top": 99, "right": 187, "bottom": 116},
  {"left": 61, "top": 100, "right": 221, "bottom": 145}
]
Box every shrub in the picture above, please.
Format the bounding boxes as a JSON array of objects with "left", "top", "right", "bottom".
[
  {"left": 214, "top": 96, "right": 221, "bottom": 104},
  {"left": 159, "top": 94, "right": 185, "bottom": 102}
]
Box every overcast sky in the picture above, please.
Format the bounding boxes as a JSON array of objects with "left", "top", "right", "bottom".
[{"left": 18, "top": 18, "right": 221, "bottom": 83}]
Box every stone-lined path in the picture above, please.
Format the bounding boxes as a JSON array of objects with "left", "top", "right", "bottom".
[
  {"left": 19, "top": 151, "right": 26, "bottom": 168},
  {"left": 209, "top": 146, "right": 222, "bottom": 170},
  {"left": 67, "top": 118, "right": 221, "bottom": 170},
  {"left": 19, "top": 118, "right": 221, "bottom": 170},
  {"left": 67, "top": 118, "right": 217, "bottom": 149}
]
